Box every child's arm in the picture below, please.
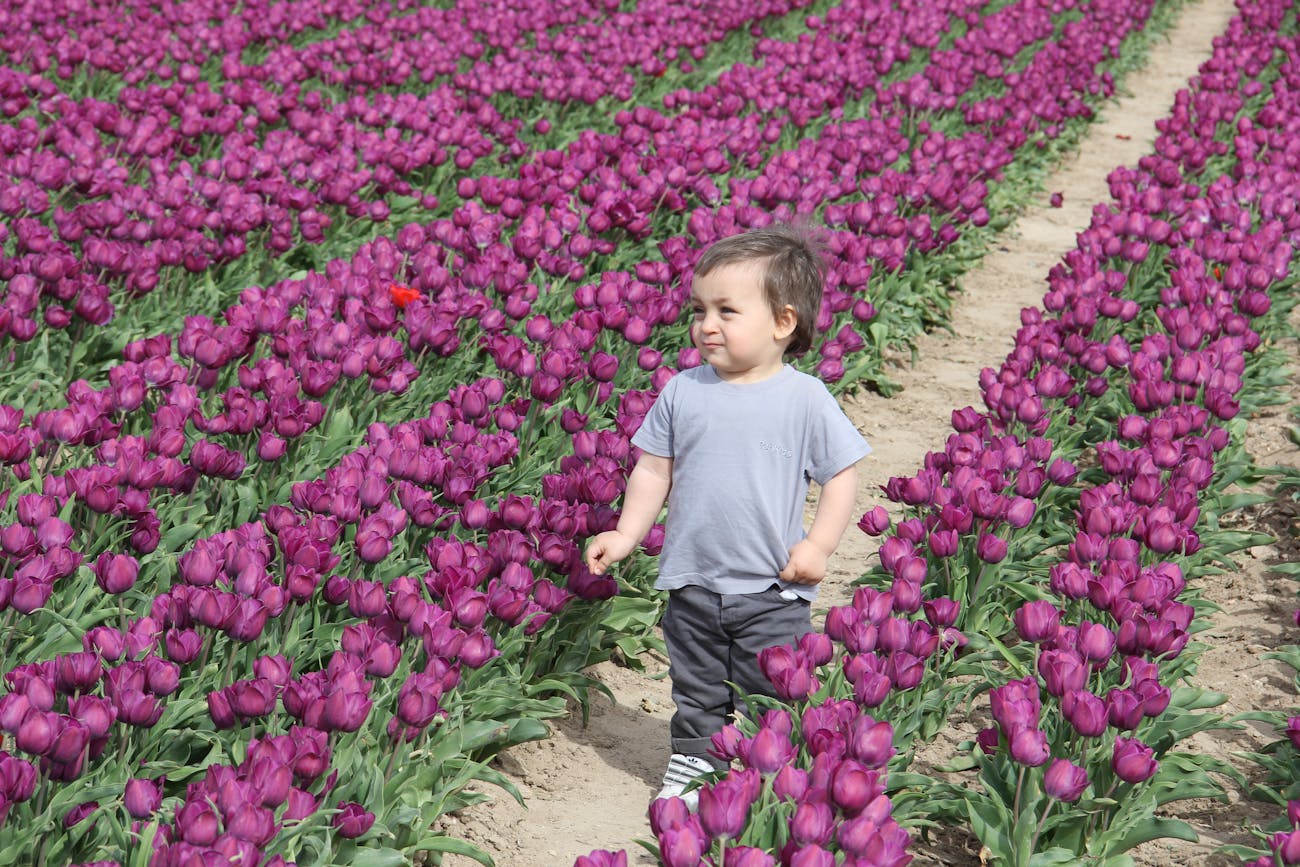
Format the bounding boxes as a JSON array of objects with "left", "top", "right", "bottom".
[
  {"left": 779, "top": 462, "right": 859, "bottom": 585},
  {"left": 584, "top": 452, "right": 673, "bottom": 575}
]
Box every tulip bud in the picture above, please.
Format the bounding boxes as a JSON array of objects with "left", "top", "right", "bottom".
[
  {"left": 1008, "top": 726, "right": 1050, "bottom": 766},
  {"left": 789, "top": 801, "right": 834, "bottom": 846},
  {"left": 1043, "top": 758, "right": 1088, "bottom": 801},
  {"left": 123, "top": 776, "right": 164, "bottom": 819},
  {"left": 332, "top": 801, "right": 375, "bottom": 839},
  {"left": 771, "top": 764, "right": 809, "bottom": 802},
  {"left": 1111, "top": 736, "right": 1158, "bottom": 784},
  {"left": 857, "top": 506, "right": 890, "bottom": 536},
  {"left": 829, "top": 759, "right": 883, "bottom": 815},
  {"left": 976, "top": 533, "right": 1007, "bottom": 563},
  {"left": 658, "top": 824, "right": 706, "bottom": 867},
  {"left": 699, "top": 771, "right": 756, "bottom": 841}
]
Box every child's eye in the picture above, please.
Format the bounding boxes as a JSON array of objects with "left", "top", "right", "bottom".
[{"left": 721, "top": 307, "right": 737, "bottom": 315}]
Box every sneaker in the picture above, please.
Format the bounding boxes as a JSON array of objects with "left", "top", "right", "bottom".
[{"left": 654, "top": 753, "right": 714, "bottom": 812}]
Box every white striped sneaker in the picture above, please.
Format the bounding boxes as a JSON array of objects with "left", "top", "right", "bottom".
[{"left": 653, "top": 753, "right": 715, "bottom": 812}]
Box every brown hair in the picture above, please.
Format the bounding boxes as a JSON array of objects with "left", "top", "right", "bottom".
[{"left": 694, "top": 224, "right": 827, "bottom": 356}]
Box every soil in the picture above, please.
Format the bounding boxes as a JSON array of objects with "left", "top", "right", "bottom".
[{"left": 439, "top": 0, "right": 1300, "bottom": 863}]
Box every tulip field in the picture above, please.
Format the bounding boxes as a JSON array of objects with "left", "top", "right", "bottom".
[{"left": 3, "top": 0, "right": 1300, "bottom": 864}]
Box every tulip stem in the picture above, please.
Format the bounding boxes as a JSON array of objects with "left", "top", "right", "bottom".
[
  {"left": 198, "top": 629, "right": 213, "bottom": 673},
  {"left": 1012, "top": 765, "right": 1026, "bottom": 824},
  {"left": 969, "top": 564, "right": 987, "bottom": 607},
  {"left": 1028, "top": 799, "right": 1055, "bottom": 855},
  {"left": 40, "top": 442, "right": 62, "bottom": 480},
  {"left": 384, "top": 737, "right": 402, "bottom": 783},
  {"left": 0, "top": 610, "right": 13, "bottom": 672},
  {"left": 61, "top": 322, "right": 86, "bottom": 383}
]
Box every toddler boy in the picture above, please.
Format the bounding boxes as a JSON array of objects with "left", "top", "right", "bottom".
[{"left": 584, "top": 225, "right": 870, "bottom": 809}]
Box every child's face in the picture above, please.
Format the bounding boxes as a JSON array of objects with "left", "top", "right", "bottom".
[{"left": 689, "top": 261, "right": 795, "bottom": 383}]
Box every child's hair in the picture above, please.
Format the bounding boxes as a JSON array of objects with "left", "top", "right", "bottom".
[{"left": 694, "top": 223, "right": 827, "bottom": 356}]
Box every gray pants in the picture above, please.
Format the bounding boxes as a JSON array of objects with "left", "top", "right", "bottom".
[{"left": 662, "top": 584, "right": 812, "bottom": 768}]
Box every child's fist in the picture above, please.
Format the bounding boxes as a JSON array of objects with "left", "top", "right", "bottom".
[
  {"left": 584, "top": 530, "right": 638, "bottom": 575},
  {"left": 779, "top": 538, "right": 829, "bottom": 585}
]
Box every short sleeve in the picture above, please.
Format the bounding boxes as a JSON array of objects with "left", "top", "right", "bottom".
[
  {"left": 630, "top": 376, "right": 677, "bottom": 458},
  {"left": 806, "top": 388, "right": 871, "bottom": 485}
]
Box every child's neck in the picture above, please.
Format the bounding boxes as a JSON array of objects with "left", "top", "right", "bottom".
[{"left": 711, "top": 359, "right": 787, "bottom": 384}]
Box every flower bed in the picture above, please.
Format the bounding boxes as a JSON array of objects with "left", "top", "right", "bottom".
[
  {"left": 585, "top": 1, "right": 1300, "bottom": 864},
  {"left": 0, "top": 0, "right": 1230, "bottom": 865}
]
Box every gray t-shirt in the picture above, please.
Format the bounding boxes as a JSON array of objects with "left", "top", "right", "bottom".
[{"left": 631, "top": 364, "right": 871, "bottom": 601}]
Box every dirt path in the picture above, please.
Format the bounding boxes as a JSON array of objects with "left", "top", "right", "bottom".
[{"left": 439, "top": 0, "right": 1277, "bottom": 863}]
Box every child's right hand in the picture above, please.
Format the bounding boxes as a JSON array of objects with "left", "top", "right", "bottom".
[{"left": 584, "top": 530, "right": 638, "bottom": 575}]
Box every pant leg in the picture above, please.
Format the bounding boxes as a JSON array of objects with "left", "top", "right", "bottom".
[
  {"left": 662, "top": 586, "right": 732, "bottom": 768},
  {"left": 723, "top": 586, "right": 813, "bottom": 713}
]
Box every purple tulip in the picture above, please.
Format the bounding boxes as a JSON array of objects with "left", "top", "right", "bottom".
[
  {"left": 92, "top": 552, "right": 140, "bottom": 595},
  {"left": 857, "top": 506, "right": 890, "bottom": 535},
  {"left": 396, "top": 674, "right": 444, "bottom": 729},
  {"left": 124, "top": 776, "right": 165, "bottom": 818},
  {"left": 332, "top": 801, "right": 375, "bottom": 839},
  {"left": 989, "top": 677, "right": 1040, "bottom": 732},
  {"left": 758, "top": 645, "right": 817, "bottom": 701},
  {"left": 225, "top": 800, "right": 277, "bottom": 846},
  {"left": 829, "top": 759, "right": 883, "bottom": 815},
  {"left": 723, "top": 847, "right": 776, "bottom": 867},
  {"left": 922, "top": 597, "right": 960, "bottom": 629},
  {"left": 787, "top": 844, "right": 836, "bottom": 867},
  {"left": 63, "top": 800, "right": 98, "bottom": 830},
  {"left": 698, "top": 771, "right": 755, "bottom": 841},
  {"left": 1111, "top": 737, "right": 1158, "bottom": 784},
  {"left": 847, "top": 715, "right": 895, "bottom": 768},
  {"left": 789, "top": 801, "right": 834, "bottom": 846},
  {"left": 658, "top": 824, "right": 706, "bottom": 867},
  {"left": 1037, "top": 648, "right": 1088, "bottom": 697},
  {"left": 1013, "top": 600, "right": 1061, "bottom": 643},
  {"left": 1008, "top": 727, "right": 1050, "bottom": 767},
  {"left": 1062, "top": 689, "right": 1107, "bottom": 738},
  {"left": 1106, "top": 688, "right": 1145, "bottom": 731},
  {"left": 14, "top": 709, "right": 56, "bottom": 756},
  {"left": 648, "top": 796, "right": 692, "bottom": 835},
  {"left": 976, "top": 533, "right": 1007, "bottom": 563},
  {"left": 1043, "top": 758, "right": 1088, "bottom": 802},
  {"left": 742, "top": 726, "right": 796, "bottom": 775},
  {"left": 47, "top": 717, "right": 90, "bottom": 765},
  {"left": 1076, "top": 621, "right": 1116, "bottom": 663}
]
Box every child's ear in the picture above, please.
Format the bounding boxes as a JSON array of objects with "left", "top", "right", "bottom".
[{"left": 774, "top": 305, "right": 798, "bottom": 341}]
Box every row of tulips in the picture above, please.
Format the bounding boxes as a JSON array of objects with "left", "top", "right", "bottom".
[
  {"left": 0, "top": 0, "right": 415, "bottom": 87},
  {"left": 574, "top": 0, "right": 1300, "bottom": 864},
  {"left": 3, "top": 0, "right": 1163, "bottom": 374},
  {"left": 0, "top": 0, "right": 1196, "bottom": 864},
  {"left": 0, "top": 0, "right": 1159, "bottom": 616},
  {"left": 0, "top": 0, "right": 819, "bottom": 352}
]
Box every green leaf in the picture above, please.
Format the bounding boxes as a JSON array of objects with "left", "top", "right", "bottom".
[
  {"left": 1208, "top": 491, "right": 1275, "bottom": 512},
  {"left": 412, "top": 835, "right": 496, "bottom": 866},
  {"left": 1105, "top": 816, "right": 1198, "bottom": 854},
  {"left": 1208, "top": 530, "right": 1275, "bottom": 556},
  {"left": 345, "top": 846, "right": 409, "bottom": 867},
  {"left": 1028, "top": 849, "right": 1084, "bottom": 866},
  {"left": 161, "top": 522, "right": 204, "bottom": 550},
  {"left": 317, "top": 406, "right": 358, "bottom": 466},
  {"left": 965, "top": 797, "right": 1014, "bottom": 860}
]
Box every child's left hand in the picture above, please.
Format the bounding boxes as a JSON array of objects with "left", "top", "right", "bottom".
[{"left": 779, "top": 539, "right": 829, "bottom": 585}]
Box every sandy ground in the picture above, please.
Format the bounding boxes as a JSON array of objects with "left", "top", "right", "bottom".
[{"left": 439, "top": 0, "right": 1300, "bottom": 863}]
